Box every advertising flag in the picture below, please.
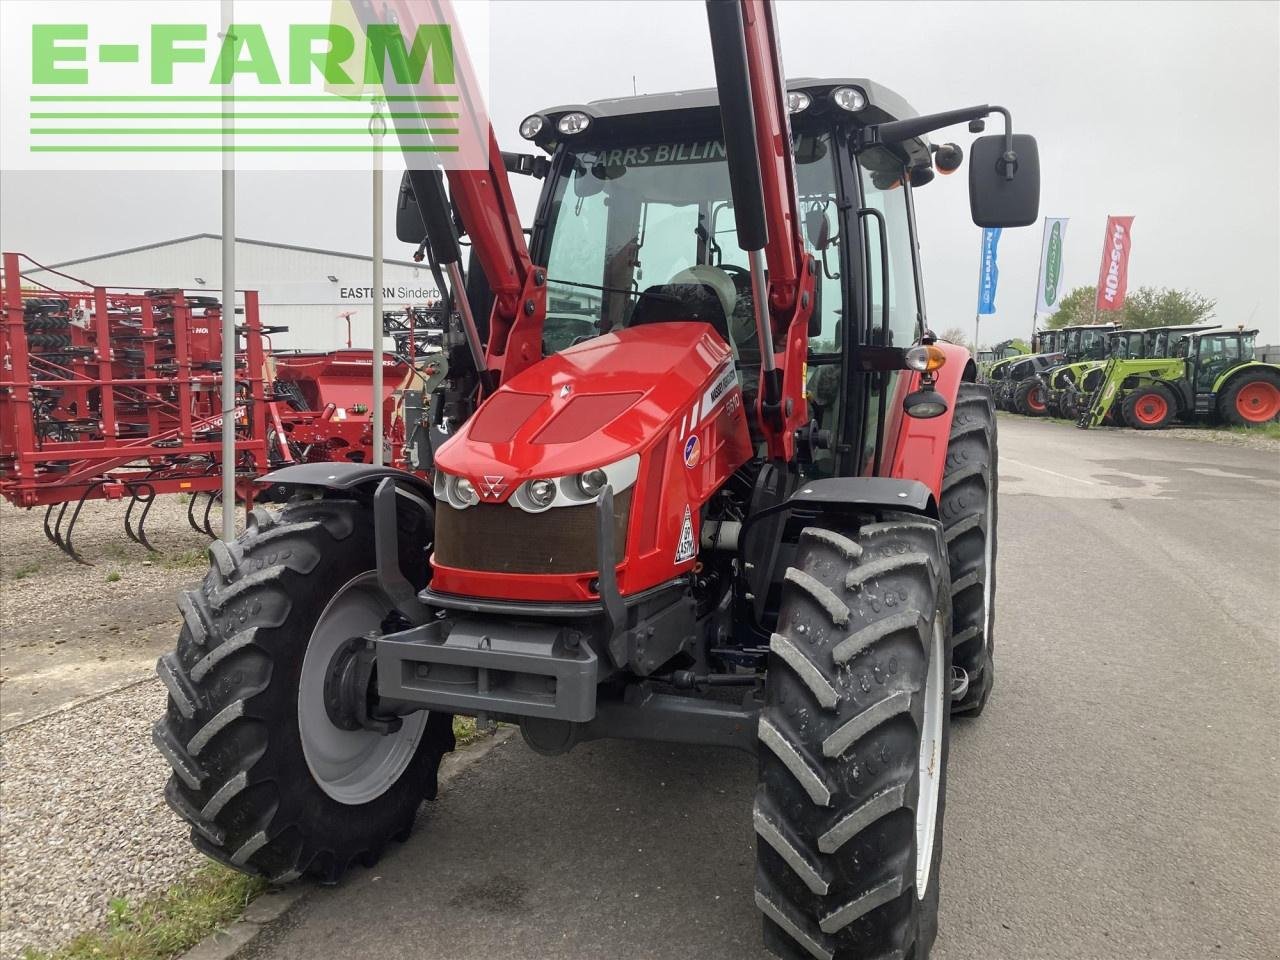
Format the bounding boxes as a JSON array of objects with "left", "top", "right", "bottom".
[
  {"left": 976, "top": 227, "right": 1002, "bottom": 315},
  {"left": 1095, "top": 216, "right": 1135, "bottom": 312},
  {"left": 1034, "top": 218, "right": 1069, "bottom": 314}
]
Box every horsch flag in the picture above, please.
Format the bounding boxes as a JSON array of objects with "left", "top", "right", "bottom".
[
  {"left": 1095, "top": 216, "right": 1135, "bottom": 312},
  {"left": 1034, "top": 218, "right": 1068, "bottom": 314}
]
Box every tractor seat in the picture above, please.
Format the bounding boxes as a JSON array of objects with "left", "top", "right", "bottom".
[{"left": 629, "top": 265, "right": 735, "bottom": 348}]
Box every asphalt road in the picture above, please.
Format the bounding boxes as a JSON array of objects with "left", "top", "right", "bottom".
[{"left": 246, "top": 418, "right": 1280, "bottom": 960}]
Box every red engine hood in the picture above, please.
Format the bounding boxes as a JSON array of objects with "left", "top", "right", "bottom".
[{"left": 435, "top": 323, "right": 733, "bottom": 495}]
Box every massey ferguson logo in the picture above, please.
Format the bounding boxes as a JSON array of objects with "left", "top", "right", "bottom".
[{"left": 479, "top": 475, "right": 507, "bottom": 498}]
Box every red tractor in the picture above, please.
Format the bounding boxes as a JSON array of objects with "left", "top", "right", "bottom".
[{"left": 154, "top": 3, "right": 1039, "bottom": 956}]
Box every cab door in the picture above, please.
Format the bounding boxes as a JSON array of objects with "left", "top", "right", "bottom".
[{"left": 855, "top": 145, "right": 923, "bottom": 475}]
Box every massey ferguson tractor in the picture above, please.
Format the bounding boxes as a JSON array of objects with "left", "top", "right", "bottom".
[{"left": 153, "top": 2, "right": 1039, "bottom": 957}]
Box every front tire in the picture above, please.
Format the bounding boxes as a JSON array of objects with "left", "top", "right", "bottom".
[
  {"left": 756, "top": 518, "right": 952, "bottom": 960},
  {"left": 1014, "top": 379, "right": 1047, "bottom": 417},
  {"left": 153, "top": 495, "right": 455, "bottom": 883},
  {"left": 1121, "top": 384, "right": 1176, "bottom": 429}
]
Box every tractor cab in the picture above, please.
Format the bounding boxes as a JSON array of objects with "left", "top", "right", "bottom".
[
  {"left": 1108, "top": 328, "right": 1147, "bottom": 359},
  {"left": 512, "top": 78, "right": 942, "bottom": 480},
  {"left": 1061, "top": 323, "right": 1117, "bottom": 361},
  {"left": 1182, "top": 329, "right": 1257, "bottom": 392}
]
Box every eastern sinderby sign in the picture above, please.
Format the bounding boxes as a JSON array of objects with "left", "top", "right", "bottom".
[{"left": 0, "top": 0, "right": 490, "bottom": 171}]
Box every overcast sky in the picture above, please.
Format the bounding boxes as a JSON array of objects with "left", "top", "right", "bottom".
[{"left": 2, "top": 0, "right": 1277, "bottom": 345}]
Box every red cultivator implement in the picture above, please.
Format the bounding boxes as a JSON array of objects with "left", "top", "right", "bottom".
[{"left": 1, "top": 252, "right": 424, "bottom": 561}]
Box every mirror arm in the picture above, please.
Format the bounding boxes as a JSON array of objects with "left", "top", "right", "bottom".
[{"left": 864, "top": 103, "right": 1021, "bottom": 181}]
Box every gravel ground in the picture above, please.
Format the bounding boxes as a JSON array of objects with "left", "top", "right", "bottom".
[
  {"left": 0, "top": 679, "right": 203, "bottom": 959},
  {"left": 0, "top": 496, "right": 258, "bottom": 729},
  {"left": 1161, "top": 425, "right": 1280, "bottom": 451},
  {"left": 0, "top": 494, "right": 256, "bottom": 956}
]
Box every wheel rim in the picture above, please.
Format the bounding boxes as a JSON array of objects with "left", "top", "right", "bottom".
[
  {"left": 916, "top": 616, "right": 945, "bottom": 897},
  {"left": 1027, "top": 388, "right": 1046, "bottom": 412},
  {"left": 1133, "top": 394, "right": 1168, "bottom": 425},
  {"left": 298, "top": 572, "right": 428, "bottom": 805},
  {"left": 1235, "top": 381, "right": 1280, "bottom": 423}
]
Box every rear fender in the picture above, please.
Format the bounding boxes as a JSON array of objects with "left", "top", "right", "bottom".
[
  {"left": 885, "top": 340, "right": 971, "bottom": 501},
  {"left": 1213, "top": 360, "right": 1280, "bottom": 394}
]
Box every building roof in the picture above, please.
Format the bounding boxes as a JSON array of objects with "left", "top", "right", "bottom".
[{"left": 26, "top": 234, "right": 423, "bottom": 273}]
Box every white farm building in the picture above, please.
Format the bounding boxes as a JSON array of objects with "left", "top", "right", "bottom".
[{"left": 19, "top": 234, "right": 440, "bottom": 352}]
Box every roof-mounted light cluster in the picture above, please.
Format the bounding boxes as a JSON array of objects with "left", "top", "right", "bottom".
[
  {"left": 557, "top": 112, "right": 592, "bottom": 136},
  {"left": 518, "top": 115, "right": 544, "bottom": 140},
  {"left": 831, "top": 86, "right": 867, "bottom": 113},
  {"left": 786, "top": 91, "right": 812, "bottom": 115}
]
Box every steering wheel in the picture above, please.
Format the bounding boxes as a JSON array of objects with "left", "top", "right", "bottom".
[{"left": 717, "top": 262, "right": 752, "bottom": 292}]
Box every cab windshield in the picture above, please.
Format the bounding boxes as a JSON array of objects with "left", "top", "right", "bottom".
[
  {"left": 1078, "top": 328, "right": 1108, "bottom": 359},
  {"left": 539, "top": 133, "right": 842, "bottom": 357}
]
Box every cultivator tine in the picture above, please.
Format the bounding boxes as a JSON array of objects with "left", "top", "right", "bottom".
[
  {"left": 51, "top": 481, "right": 103, "bottom": 565},
  {"left": 186, "top": 490, "right": 205, "bottom": 535},
  {"left": 43, "top": 503, "right": 65, "bottom": 551},
  {"left": 201, "top": 492, "right": 220, "bottom": 538},
  {"left": 124, "top": 483, "right": 159, "bottom": 552}
]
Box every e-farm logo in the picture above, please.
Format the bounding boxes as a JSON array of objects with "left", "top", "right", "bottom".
[{"left": 0, "top": 0, "right": 490, "bottom": 171}]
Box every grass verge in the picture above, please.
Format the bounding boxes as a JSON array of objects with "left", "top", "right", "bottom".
[
  {"left": 21, "top": 719, "right": 493, "bottom": 960},
  {"left": 1229, "top": 421, "right": 1280, "bottom": 440},
  {"left": 20, "top": 863, "right": 266, "bottom": 960}
]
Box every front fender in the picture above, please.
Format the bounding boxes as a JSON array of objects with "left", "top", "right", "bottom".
[{"left": 258, "top": 462, "right": 435, "bottom": 501}]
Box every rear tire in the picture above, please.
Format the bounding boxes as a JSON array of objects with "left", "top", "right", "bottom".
[
  {"left": 940, "top": 383, "right": 997, "bottom": 717},
  {"left": 1217, "top": 370, "right": 1280, "bottom": 426},
  {"left": 153, "top": 495, "right": 455, "bottom": 883},
  {"left": 1121, "top": 384, "right": 1176, "bottom": 430},
  {"left": 756, "top": 519, "right": 952, "bottom": 960}
]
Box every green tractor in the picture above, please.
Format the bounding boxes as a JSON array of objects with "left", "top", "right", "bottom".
[
  {"left": 1006, "top": 323, "right": 1115, "bottom": 416},
  {"left": 976, "top": 338, "right": 1025, "bottom": 379},
  {"left": 1078, "top": 327, "right": 1280, "bottom": 429},
  {"left": 987, "top": 329, "right": 1060, "bottom": 410},
  {"left": 1047, "top": 324, "right": 1217, "bottom": 420}
]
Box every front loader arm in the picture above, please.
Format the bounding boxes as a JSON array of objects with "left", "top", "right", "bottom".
[
  {"left": 362, "top": 0, "right": 546, "bottom": 389},
  {"left": 706, "top": 0, "right": 816, "bottom": 461}
]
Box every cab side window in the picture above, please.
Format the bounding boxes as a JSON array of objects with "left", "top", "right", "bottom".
[{"left": 858, "top": 146, "right": 920, "bottom": 348}]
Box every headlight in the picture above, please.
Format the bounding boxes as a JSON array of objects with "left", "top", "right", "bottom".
[
  {"left": 433, "top": 470, "right": 480, "bottom": 509},
  {"left": 525, "top": 478, "right": 557, "bottom": 508},
  {"left": 576, "top": 468, "right": 608, "bottom": 497},
  {"left": 452, "top": 475, "right": 478, "bottom": 507},
  {"left": 557, "top": 112, "right": 591, "bottom": 136},
  {"left": 519, "top": 115, "right": 544, "bottom": 140}
]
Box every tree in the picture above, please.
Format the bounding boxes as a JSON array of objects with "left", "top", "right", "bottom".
[
  {"left": 1121, "top": 286, "right": 1216, "bottom": 329},
  {"left": 938, "top": 326, "right": 973, "bottom": 353},
  {"left": 1046, "top": 286, "right": 1098, "bottom": 328},
  {"left": 1047, "top": 285, "right": 1216, "bottom": 330}
]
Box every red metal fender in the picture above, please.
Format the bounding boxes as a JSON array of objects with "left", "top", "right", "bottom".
[{"left": 884, "top": 341, "right": 974, "bottom": 502}]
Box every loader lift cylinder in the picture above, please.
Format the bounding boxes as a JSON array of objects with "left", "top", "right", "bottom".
[{"left": 705, "top": 0, "right": 778, "bottom": 398}]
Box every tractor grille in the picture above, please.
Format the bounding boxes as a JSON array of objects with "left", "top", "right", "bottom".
[{"left": 434, "top": 489, "right": 631, "bottom": 574}]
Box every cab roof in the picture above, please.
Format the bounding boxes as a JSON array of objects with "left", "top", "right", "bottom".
[{"left": 527, "top": 77, "right": 932, "bottom": 170}]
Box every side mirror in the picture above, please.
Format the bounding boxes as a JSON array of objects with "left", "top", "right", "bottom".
[
  {"left": 395, "top": 171, "right": 426, "bottom": 244},
  {"left": 969, "top": 133, "right": 1040, "bottom": 227}
]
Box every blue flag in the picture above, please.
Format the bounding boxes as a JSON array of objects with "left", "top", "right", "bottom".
[{"left": 977, "top": 227, "right": 1002, "bottom": 315}]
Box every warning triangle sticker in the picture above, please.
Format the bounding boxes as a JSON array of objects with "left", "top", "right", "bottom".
[{"left": 675, "top": 505, "right": 696, "bottom": 563}]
